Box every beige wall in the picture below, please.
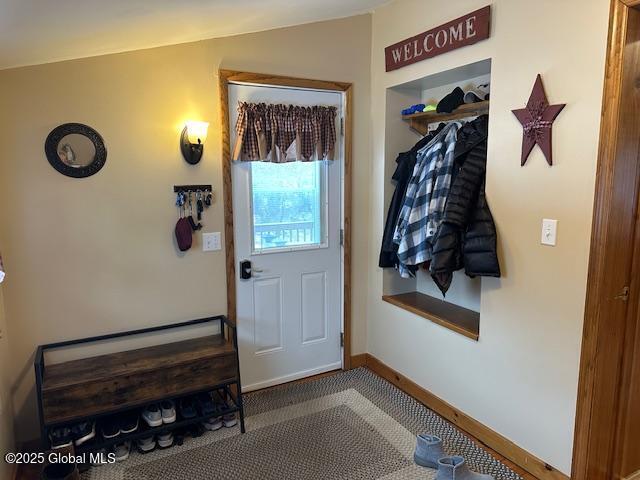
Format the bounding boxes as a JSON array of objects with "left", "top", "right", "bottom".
[
  {"left": 0, "top": 1, "right": 612, "bottom": 470},
  {"left": 368, "top": 0, "right": 608, "bottom": 474},
  {"left": 0, "top": 287, "right": 15, "bottom": 479},
  {"left": 0, "top": 14, "right": 372, "bottom": 441}
]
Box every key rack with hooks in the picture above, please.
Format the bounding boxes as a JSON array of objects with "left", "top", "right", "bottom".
[
  {"left": 173, "top": 184, "right": 213, "bottom": 193},
  {"left": 173, "top": 185, "right": 214, "bottom": 251}
]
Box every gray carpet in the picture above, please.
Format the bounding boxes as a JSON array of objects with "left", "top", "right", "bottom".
[{"left": 84, "top": 368, "right": 523, "bottom": 480}]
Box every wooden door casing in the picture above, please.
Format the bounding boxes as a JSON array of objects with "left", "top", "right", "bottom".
[{"left": 573, "top": 2, "right": 640, "bottom": 479}]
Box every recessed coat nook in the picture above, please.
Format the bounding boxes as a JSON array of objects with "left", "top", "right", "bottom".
[{"left": 381, "top": 59, "right": 496, "bottom": 341}]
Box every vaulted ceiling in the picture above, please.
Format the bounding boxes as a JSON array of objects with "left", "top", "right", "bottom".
[{"left": 0, "top": 0, "right": 387, "bottom": 70}]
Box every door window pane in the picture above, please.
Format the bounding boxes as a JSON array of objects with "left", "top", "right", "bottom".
[{"left": 251, "top": 161, "right": 327, "bottom": 252}]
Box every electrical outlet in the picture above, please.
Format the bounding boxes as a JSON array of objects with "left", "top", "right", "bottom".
[
  {"left": 541, "top": 219, "right": 558, "bottom": 246},
  {"left": 202, "top": 232, "right": 221, "bottom": 252}
]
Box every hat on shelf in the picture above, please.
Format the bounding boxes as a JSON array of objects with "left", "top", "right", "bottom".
[
  {"left": 436, "top": 87, "right": 465, "bottom": 113},
  {"left": 401, "top": 104, "right": 426, "bottom": 115},
  {"left": 464, "top": 83, "right": 491, "bottom": 104}
]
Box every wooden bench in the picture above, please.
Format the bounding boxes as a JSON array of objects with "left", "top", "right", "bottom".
[{"left": 34, "top": 316, "right": 245, "bottom": 452}]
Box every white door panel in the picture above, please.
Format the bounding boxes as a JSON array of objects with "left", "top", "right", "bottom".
[
  {"left": 301, "top": 271, "right": 327, "bottom": 344},
  {"left": 230, "top": 84, "right": 343, "bottom": 391},
  {"left": 253, "top": 277, "right": 283, "bottom": 354}
]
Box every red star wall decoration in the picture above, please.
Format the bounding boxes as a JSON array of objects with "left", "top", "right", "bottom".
[{"left": 512, "top": 74, "right": 566, "bottom": 166}]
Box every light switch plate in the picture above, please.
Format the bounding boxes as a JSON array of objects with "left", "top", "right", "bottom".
[
  {"left": 202, "top": 232, "right": 221, "bottom": 252},
  {"left": 541, "top": 219, "right": 558, "bottom": 246}
]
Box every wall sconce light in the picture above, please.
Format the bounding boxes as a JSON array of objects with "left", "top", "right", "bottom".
[{"left": 181, "top": 120, "right": 209, "bottom": 165}]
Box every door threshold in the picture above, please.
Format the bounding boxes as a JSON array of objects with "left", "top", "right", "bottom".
[{"left": 242, "top": 361, "right": 343, "bottom": 392}]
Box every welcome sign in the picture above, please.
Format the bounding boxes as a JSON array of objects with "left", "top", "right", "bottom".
[{"left": 385, "top": 6, "right": 491, "bottom": 72}]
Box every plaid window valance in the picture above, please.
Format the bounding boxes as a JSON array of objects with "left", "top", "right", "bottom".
[{"left": 232, "top": 102, "right": 337, "bottom": 162}]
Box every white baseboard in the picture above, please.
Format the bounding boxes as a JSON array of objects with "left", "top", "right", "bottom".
[{"left": 242, "top": 361, "right": 342, "bottom": 392}]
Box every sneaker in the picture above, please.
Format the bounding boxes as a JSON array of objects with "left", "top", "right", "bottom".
[
  {"left": 202, "top": 417, "right": 223, "bottom": 431},
  {"left": 71, "top": 421, "right": 96, "bottom": 446},
  {"left": 142, "top": 404, "right": 163, "bottom": 427},
  {"left": 187, "top": 423, "right": 204, "bottom": 438},
  {"left": 157, "top": 432, "right": 173, "bottom": 449},
  {"left": 120, "top": 412, "right": 139, "bottom": 434},
  {"left": 49, "top": 427, "right": 73, "bottom": 449},
  {"left": 222, "top": 413, "right": 237, "bottom": 428},
  {"left": 195, "top": 393, "right": 216, "bottom": 416},
  {"left": 179, "top": 397, "right": 197, "bottom": 419},
  {"left": 100, "top": 418, "right": 120, "bottom": 439},
  {"left": 136, "top": 435, "right": 156, "bottom": 453},
  {"left": 211, "top": 391, "right": 229, "bottom": 413},
  {"left": 113, "top": 442, "right": 131, "bottom": 462},
  {"left": 160, "top": 400, "right": 176, "bottom": 424}
]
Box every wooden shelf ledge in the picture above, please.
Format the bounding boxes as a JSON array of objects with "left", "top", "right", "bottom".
[
  {"left": 382, "top": 291, "right": 479, "bottom": 341},
  {"left": 403, "top": 101, "right": 489, "bottom": 135}
]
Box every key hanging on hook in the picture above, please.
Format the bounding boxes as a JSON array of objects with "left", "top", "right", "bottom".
[
  {"left": 176, "top": 191, "right": 186, "bottom": 218},
  {"left": 187, "top": 191, "right": 203, "bottom": 231},
  {"left": 196, "top": 191, "right": 204, "bottom": 221}
]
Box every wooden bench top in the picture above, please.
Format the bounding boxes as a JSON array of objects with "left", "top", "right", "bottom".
[{"left": 43, "top": 334, "right": 235, "bottom": 392}]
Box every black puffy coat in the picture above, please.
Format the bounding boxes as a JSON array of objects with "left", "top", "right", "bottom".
[{"left": 430, "top": 115, "right": 500, "bottom": 294}]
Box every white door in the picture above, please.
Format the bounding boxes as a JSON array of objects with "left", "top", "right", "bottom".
[{"left": 229, "top": 84, "right": 343, "bottom": 391}]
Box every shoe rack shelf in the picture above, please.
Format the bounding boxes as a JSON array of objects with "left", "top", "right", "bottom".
[
  {"left": 34, "top": 315, "right": 246, "bottom": 452},
  {"left": 74, "top": 388, "right": 241, "bottom": 454},
  {"left": 403, "top": 101, "right": 490, "bottom": 135}
]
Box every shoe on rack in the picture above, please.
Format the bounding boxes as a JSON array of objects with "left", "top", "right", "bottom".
[
  {"left": 113, "top": 442, "right": 131, "bottom": 462},
  {"left": 222, "top": 413, "right": 237, "bottom": 428},
  {"left": 196, "top": 393, "right": 216, "bottom": 416},
  {"left": 137, "top": 435, "right": 156, "bottom": 453},
  {"left": 49, "top": 427, "right": 73, "bottom": 449},
  {"left": 202, "top": 417, "right": 223, "bottom": 431},
  {"left": 157, "top": 432, "right": 174, "bottom": 449},
  {"left": 160, "top": 400, "right": 176, "bottom": 424},
  {"left": 179, "top": 397, "right": 197, "bottom": 419},
  {"left": 188, "top": 423, "right": 205, "bottom": 439},
  {"left": 100, "top": 417, "right": 120, "bottom": 439},
  {"left": 435, "top": 456, "right": 494, "bottom": 480},
  {"left": 142, "top": 404, "right": 163, "bottom": 427},
  {"left": 71, "top": 421, "right": 96, "bottom": 446},
  {"left": 413, "top": 434, "right": 445, "bottom": 469},
  {"left": 120, "top": 412, "right": 139, "bottom": 434},
  {"left": 211, "top": 391, "right": 229, "bottom": 413}
]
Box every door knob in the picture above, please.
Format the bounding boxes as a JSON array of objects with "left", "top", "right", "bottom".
[
  {"left": 240, "top": 260, "right": 252, "bottom": 280},
  {"left": 240, "top": 260, "right": 263, "bottom": 279}
]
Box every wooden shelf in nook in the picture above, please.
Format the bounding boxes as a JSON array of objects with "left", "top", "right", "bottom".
[
  {"left": 403, "top": 101, "right": 490, "bottom": 136},
  {"left": 382, "top": 292, "right": 480, "bottom": 341}
]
